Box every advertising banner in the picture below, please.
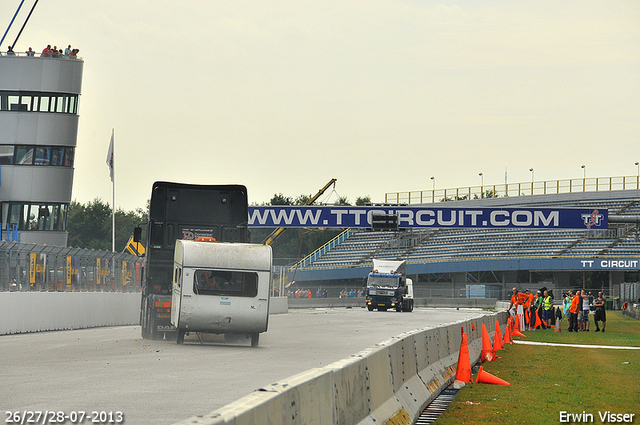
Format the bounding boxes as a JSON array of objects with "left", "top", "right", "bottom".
[{"left": 247, "top": 206, "right": 608, "bottom": 230}]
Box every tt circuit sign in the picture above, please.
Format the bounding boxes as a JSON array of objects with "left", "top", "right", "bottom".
[{"left": 247, "top": 206, "right": 607, "bottom": 230}]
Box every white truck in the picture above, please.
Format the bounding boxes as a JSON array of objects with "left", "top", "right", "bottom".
[
  {"left": 171, "top": 239, "right": 272, "bottom": 347},
  {"left": 365, "top": 259, "right": 414, "bottom": 312}
]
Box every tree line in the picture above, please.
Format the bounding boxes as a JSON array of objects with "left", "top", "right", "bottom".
[{"left": 67, "top": 193, "right": 371, "bottom": 261}]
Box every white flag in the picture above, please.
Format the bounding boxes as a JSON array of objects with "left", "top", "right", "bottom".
[{"left": 106, "top": 129, "right": 114, "bottom": 182}]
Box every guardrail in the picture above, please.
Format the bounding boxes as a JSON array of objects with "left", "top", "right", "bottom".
[
  {"left": 0, "top": 51, "right": 83, "bottom": 60},
  {"left": 174, "top": 311, "right": 508, "bottom": 425},
  {"left": 386, "top": 175, "right": 640, "bottom": 204}
]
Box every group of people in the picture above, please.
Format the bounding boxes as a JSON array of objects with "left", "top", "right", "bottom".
[
  {"left": 40, "top": 44, "right": 79, "bottom": 58},
  {"left": 3, "top": 44, "right": 79, "bottom": 58},
  {"left": 564, "top": 289, "right": 607, "bottom": 332},
  {"left": 508, "top": 287, "right": 607, "bottom": 332}
]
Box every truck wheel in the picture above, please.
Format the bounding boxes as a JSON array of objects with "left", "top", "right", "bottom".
[
  {"left": 407, "top": 300, "right": 414, "bottom": 312},
  {"left": 141, "top": 319, "right": 149, "bottom": 339},
  {"left": 396, "top": 304, "right": 402, "bottom": 312},
  {"left": 367, "top": 305, "right": 374, "bottom": 311},
  {"left": 250, "top": 333, "right": 260, "bottom": 347},
  {"left": 148, "top": 311, "right": 158, "bottom": 340},
  {"left": 176, "top": 329, "right": 185, "bottom": 344}
]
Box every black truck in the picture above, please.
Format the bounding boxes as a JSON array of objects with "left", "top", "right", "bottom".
[{"left": 138, "top": 182, "right": 249, "bottom": 339}]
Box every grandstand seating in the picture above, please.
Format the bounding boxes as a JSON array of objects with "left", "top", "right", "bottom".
[{"left": 297, "top": 192, "right": 640, "bottom": 270}]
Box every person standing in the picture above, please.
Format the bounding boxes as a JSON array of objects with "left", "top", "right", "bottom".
[
  {"left": 569, "top": 290, "right": 581, "bottom": 332},
  {"left": 594, "top": 292, "right": 606, "bottom": 332},
  {"left": 582, "top": 291, "right": 590, "bottom": 331},
  {"left": 543, "top": 290, "right": 554, "bottom": 328}
]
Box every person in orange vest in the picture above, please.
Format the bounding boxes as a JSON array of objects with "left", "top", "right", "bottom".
[
  {"left": 569, "top": 290, "right": 581, "bottom": 332},
  {"left": 508, "top": 287, "right": 522, "bottom": 321},
  {"left": 523, "top": 288, "right": 534, "bottom": 330}
]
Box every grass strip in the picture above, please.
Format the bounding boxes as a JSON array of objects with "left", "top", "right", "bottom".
[{"left": 436, "top": 312, "right": 640, "bottom": 425}]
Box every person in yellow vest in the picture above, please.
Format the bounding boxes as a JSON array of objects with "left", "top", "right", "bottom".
[{"left": 543, "top": 290, "right": 554, "bottom": 328}]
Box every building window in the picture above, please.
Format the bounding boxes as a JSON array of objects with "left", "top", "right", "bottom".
[
  {"left": 15, "top": 146, "right": 34, "bottom": 164},
  {"left": 0, "top": 91, "right": 79, "bottom": 114},
  {"left": 0, "top": 146, "right": 14, "bottom": 165},
  {"left": 2, "top": 202, "right": 68, "bottom": 232},
  {"left": 1, "top": 145, "right": 74, "bottom": 167}
]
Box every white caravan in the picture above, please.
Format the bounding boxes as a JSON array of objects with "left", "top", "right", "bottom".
[{"left": 171, "top": 239, "right": 272, "bottom": 346}]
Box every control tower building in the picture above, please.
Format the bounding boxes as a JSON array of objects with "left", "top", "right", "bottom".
[{"left": 0, "top": 52, "right": 83, "bottom": 246}]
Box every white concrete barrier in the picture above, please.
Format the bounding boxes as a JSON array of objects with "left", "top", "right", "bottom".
[
  {"left": 0, "top": 292, "right": 140, "bottom": 335},
  {"left": 0, "top": 293, "right": 288, "bottom": 335},
  {"left": 174, "top": 311, "right": 509, "bottom": 425}
]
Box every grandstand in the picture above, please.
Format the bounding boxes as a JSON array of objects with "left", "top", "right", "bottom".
[{"left": 289, "top": 187, "right": 640, "bottom": 299}]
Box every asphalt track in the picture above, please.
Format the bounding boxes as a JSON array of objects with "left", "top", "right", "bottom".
[{"left": 1, "top": 307, "right": 491, "bottom": 425}]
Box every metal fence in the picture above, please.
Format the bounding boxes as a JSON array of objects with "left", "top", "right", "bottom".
[
  {"left": 620, "top": 282, "right": 640, "bottom": 304},
  {"left": 385, "top": 175, "right": 640, "bottom": 204},
  {"left": 0, "top": 241, "right": 143, "bottom": 293}
]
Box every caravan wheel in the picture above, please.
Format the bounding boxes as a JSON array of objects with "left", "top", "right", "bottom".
[{"left": 250, "top": 333, "right": 260, "bottom": 347}]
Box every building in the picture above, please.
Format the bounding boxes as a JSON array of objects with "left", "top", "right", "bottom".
[{"left": 0, "top": 51, "right": 83, "bottom": 246}]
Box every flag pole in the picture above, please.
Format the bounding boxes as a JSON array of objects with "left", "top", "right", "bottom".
[
  {"left": 107, "top": 129, "right": 116, "bottom": 252},
  {"left": 111, "top": 129, "right": 115, "bottom": 252}
]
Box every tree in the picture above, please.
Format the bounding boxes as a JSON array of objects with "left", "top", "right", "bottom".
[
  {"left": 67, "top": 199, "right": 147, "bottom": 251},
  {"left": 355, "top": 196, "right": 371, "bottom": 206},
  {"left": 270, "top": 193, "right": 293, "bottom": 205}
]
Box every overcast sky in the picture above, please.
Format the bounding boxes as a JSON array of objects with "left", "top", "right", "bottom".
[{"left": 2, "top": 0, "right": 639, "bottom": 211}]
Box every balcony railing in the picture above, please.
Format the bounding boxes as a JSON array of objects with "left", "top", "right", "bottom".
[{"left": 385, "top": 175, "right": 640, "bottom": 205}]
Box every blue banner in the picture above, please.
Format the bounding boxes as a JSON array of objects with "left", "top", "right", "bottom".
[{"left": 247, "top": 206, "right": 608, "bottom": 230}]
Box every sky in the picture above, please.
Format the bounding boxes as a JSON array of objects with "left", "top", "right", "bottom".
[{"left": 2, "top": 0, "right": 639, "bottom": 211}]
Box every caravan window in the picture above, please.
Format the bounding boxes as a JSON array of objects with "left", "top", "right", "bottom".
[{"left": 193, "top": 269, "right": 258, "bottom": 297}]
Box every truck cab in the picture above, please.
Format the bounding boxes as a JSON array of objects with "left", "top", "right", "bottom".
[
  {"left": 171, "top": 239, "right": 272, "bottom": 346},
  {"left": 365, "top": 259, "right": 414, "bottom": 312}
]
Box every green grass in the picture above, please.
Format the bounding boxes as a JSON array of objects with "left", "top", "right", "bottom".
[{"left": 436, "top": 312, "right": 640, "bottom": 425}]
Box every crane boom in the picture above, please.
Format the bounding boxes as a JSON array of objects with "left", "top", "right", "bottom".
[{"left": 262, "top": 178, "right": 337, "bottom": 245}]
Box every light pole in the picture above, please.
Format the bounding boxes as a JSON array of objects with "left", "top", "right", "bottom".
[
  {"left": 529, "top": 168, "right": 534, "bottom": 195},
  {"left": 635, "top": 162, "right": 639, "bottom": 189},
  {"left": 479, "top": 172, "right": 484, "bottom": 198},
  {"left": 581, "top": 165, "right": 586, "bottom": 191},
  {"left": 430, "top": 176, "right": 435, "bottom": 202}
]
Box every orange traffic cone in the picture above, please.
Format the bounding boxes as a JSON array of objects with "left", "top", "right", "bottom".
[
  {"left": 475, "top": 366, "right": 511, "bottom": 386},
  {"left": 533, "top": 309, "right": 543, "bottom": 329},
  {"left": 503, "top": 321, "right": 512, "bottom": 344},
  {"left": 512, "top": 327, "right": 526, "bottom": 337},
  {"left": 455, "top": 332, "right": 472, "bottom": 383},
  {"left": 512, "top": 316, "right": 526, "bottom": 337},
  {"left": 493, "top": 320, "right": 504, "bottom": 351},
  {"left": 472, "top": 323, "right": 476, "bottom": 331},
  {"left": 480, "top": 323, "right": 495, "bottom": 362}
]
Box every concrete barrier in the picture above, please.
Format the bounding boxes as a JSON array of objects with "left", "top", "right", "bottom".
[
  {"left": 0, "top": 292, "right": 140, "bottom": 335},
  {"left": 174, "top": 311, "right": 509, "bottom": 425},
  {"left": 0, "top": 294, "right": 289, "bottom": 335},
  {"left": 288, "top": 297, "right": 497, "bottom": 310}
]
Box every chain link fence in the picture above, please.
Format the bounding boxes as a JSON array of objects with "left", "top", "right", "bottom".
[
  {"left": 0, "top": 241, "right": 143, "bottom": 293},
  {"left": 620, "top": 282, "right": 640, "bottom": 304}
]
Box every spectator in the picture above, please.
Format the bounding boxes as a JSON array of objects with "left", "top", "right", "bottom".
[
  {"left": 52, "top": 45, "right": 59, "bottom": 58},
  {"left": 26, "top": 47, "right": 35, "bottom": 56},
  {"left": 7, "top": 45, "right": 15, "bottom": 55},
  {"left": 593, "top": 292, "right": 606, "bottom": 332},
  {"left": 64, "top": 45, "right": 72, "bottom": 58},
  {"left": 42, "top": 45, "right": 52, "bottom": 57},
  {"left": 569, "top": 290, "right": 581, "bottom": 332},
  {"left": 543, "top": 290, "right": 553, "bottom": 328},
  {"left": 581, "top": 291, "right": 590, "bottom": 331}
]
